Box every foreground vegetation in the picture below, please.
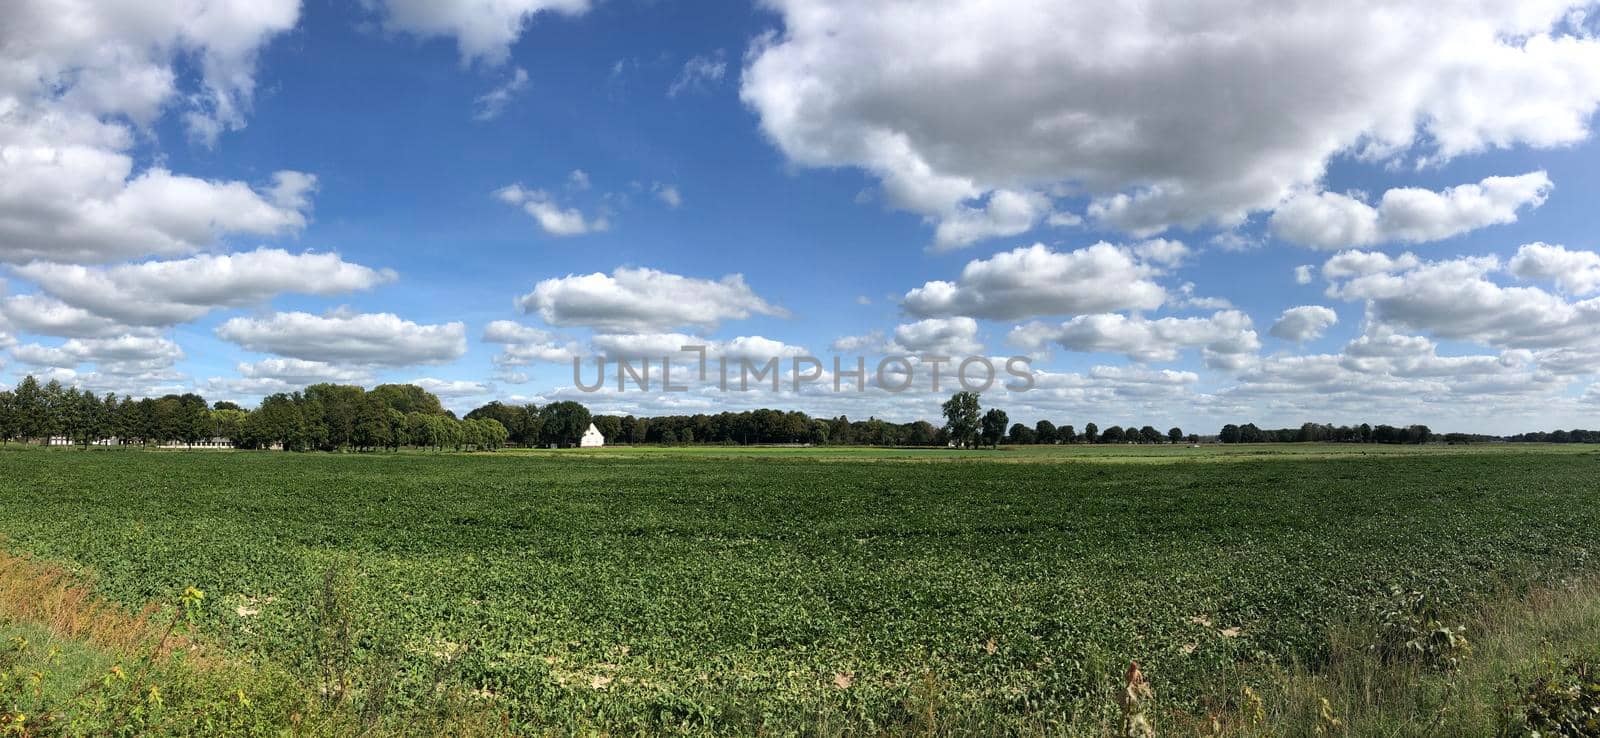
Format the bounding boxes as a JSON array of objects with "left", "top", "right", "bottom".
[{"left": 1, "top": 444, "right": 1599, "bottom": 735}]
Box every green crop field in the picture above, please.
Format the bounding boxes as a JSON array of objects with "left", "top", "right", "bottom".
[{"left": 2, "top": 444, "right": 1599, "bottom": 734}]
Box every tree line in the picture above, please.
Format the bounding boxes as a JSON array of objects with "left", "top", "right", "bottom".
[
  {"left": 1217, "top": 422, "right": 1433, "bottom": 444},
  {"left": 1505, "top": 428, "right": 1600, "bottom": 443},
  {"left": 0, "top": 375, "right": 525, "bottom": 451},
  {"left": 2, "top": 374, "right": 1580, "bottom": 451}
]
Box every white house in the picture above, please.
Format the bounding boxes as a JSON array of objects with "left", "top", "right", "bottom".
[{"left": 579, "top": 423, "right": 606, "bottom": 448}]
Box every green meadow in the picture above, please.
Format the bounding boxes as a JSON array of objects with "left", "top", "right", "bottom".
[{"left": 1, "top": 443, "right": 1598, "bottom": 735}]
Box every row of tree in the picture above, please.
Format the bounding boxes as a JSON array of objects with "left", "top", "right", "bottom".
[
  {"left": 1217, "top": 422, "right": 1434, "bottom": 444},
  {"left": 1505, "top": 428, "right": 1600, "bottom": 443},
  {"left": 5, "top": 374, "right": 1585, "bottom": 451},
  {"left": 0, "top": 376, "right": 517, "bottom": 452}
]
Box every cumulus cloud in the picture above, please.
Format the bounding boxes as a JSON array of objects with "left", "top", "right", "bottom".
[
  {"left": 1325, "top": 253, "right": 1600, "bottom": 351},
  {"left": 474, "top": 66, "right": 529, "bottom": 120},
  {"left": 204, "top": 359, "right": 377, "bottom": 398},
  {"left": 483, "top": 320, "right": 579, "bottom": 366},
  {"left": 1295, "top": 265, "right": 1314, "bottom": 285},
  {"left": 1, "top": 1, "right": 308, "bottom": 264},
  {"left": 215, "top": 311, "right": 467, "bottom": 366},
  {"left": 902, "top": 242, "right": 1166, "bottom": 320},
  {"left": 830, "top": 331, "right": 887, "bottom": 353},
  {"left": 1132, "top": 239, "right": 1190, "bottom": 267},
  {"left": 1269, "top": 172, "right": 1552, "bottom": 249},
  {"left": 11, "top": 249, "right": 395, "bottom": 327},
  {"left": 0, "top": 295, "right": 146, "bottom": 339},
  {"left": 517, "top": 266, "right": 788, "bottom": 332},
  {"left": 652, "top": 183, "right": 683, "bottom": 208},
  {"left": 494, "top": 183, "right": 610, "bottom": 236},
  {"left": 364, "top": 0, "right": 590, "bottom": 64},
  {"left": 1269, "top": 306, "right": 1339, "bottom": 343},
  {"left": 742, "top": 1, "right": 1600, "bottom": 240},
  {"left": 930, "top": 190, "right": 1053, "bottom": 251},
  {"left": 1509, "top": 242, "right": 1600, "bottom": 295},
  {"left": 238, "top": 358, "right": 374, "bottom": 385},
  {"left": 409, "top": 377, "right": 493, "bottom": 398},
  {"left": 668, "top": 51, "right": 727, "bottom": 97},
  {"left": 1009, "top": 310, "right": 1260, "bottom": 367},
  {"left": 12, "top": 335, "right": 183, "bottom": 375},
  {"left": 1321, "top": 250, "right": 1422, "bottom": 280},
  {"left": 886, "top": 317, "right": 983, "bottom": 356}
]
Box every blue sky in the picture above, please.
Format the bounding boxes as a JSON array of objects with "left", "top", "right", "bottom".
[{"left": 5, "top": 0, "right": 1600, "bottom": 434}]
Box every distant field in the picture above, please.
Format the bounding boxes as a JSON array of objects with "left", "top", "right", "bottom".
[{"left": 1, "top": 443, "right": 1598, "bottom": 732}]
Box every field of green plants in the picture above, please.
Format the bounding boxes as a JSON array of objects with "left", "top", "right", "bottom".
[{"left": 1, "top": 444, "right": 1598, "bottom": 733}]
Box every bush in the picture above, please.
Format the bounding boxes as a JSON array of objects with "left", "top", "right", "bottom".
[
  {"left": 1370, "top": 584, "right": 1472, "bottom": 671},
  {"left": 1498, "top": 655, "right": 1600, "bottom": 736}
]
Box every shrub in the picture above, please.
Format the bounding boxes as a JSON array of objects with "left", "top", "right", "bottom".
[
  {"left": 1370, "top": 584, "right": 1472, "bottom": 671},
  {"left": 1497, "top": 655, "right": 1600, "bottom": 737}
]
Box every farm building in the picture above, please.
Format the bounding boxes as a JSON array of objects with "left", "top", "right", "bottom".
[{"left": 580, "top": 423, "right": 606, "bottom": 448}]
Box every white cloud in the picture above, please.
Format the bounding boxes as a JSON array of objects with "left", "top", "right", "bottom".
[
  {"left": 930, "top": 189, "right": 1052, "bottom": 252},
  {"left": 887, "top": 317, "right": 982, "bottom": 356},
  {"left": 0, "top": 295, "right": 145, "bottom": 338},
  {"left": 830, "top": 330, "right": 886, "bottom": 353},
  {"left": 1, "top": 1, "right": 308, "bottom": 264},
  {"left": 902, "top": 242, "right": 1165, "bottom": 320},
  {"left": 215, "top": 311, "right": 468, "bottom": 366},
  {"left": 364, "top": 0, "right": 590, "bottom": 64},
  {"left": 652, "top": 182, "right": 683, "bottom": 208},
  {"left": 483, "top": 320, "right": 579, "bottom": 366},
  {"left": 742, "top": 1, "right": 1600, "bottom": 239},
  {"left": 474, "top": 66, "right": 529, "bottom": 121},
  {"left": 517, "top": 266, "right": 788, "bottom": 332},
  {"left": 1326, "top": 253, "right": 1600, "bottom": 351},
  {"left": 1132, "top": 239, "right": 1190, "bottom": 267},
  {"left": 1009, "top": 310, "right": 1260, "bottom": 367},
  {"left": 409, "top": 377, "right": 492, "bottom": 398},
  {"left": 494, "top": 184, "right": 610, "bottom": 236},
  {"left": 12, "top": 335, "right": 183, "bottom": 374},
  {"left": 238, "top": 358, "right": 374, "bottom": 385},
  {"left": 1509, "top": 242, "right": 1600, "bottom": 295},
  {"left": 205, "top": 359, "right": 377, "bottom": 398},
  {"left": 11, "top": 249, "right": 396, "bottom": 327},
  {"left": 1269, "top": 172, "right": 1552, "bottom": 249},
  {"left": 668, "top": 51, "right": 728, "bottom": 97},
  {"left": 1321, "top": 250, "right": 1422, "bottom": 280},
  {"left": 1294, "top": 265, "right": 1314, "bottom": 285},
  {"left": 589, "top": 332, "right": 707, "bottom": 360},
  {"left": 1269, "top": 306, "right": 1339, "bottom": 343}
]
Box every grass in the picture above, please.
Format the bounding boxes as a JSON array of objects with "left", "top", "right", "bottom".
[{"left": 0, "top": 443, "right": 1598, "bottom": 734}]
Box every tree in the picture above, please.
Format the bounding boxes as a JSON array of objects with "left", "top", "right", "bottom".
[
  {"left": 212, "top": 409, "right": 248, "bottom": 444},
  {"left": 351, "top": 395, "right": 393, "bottom": 450},
  {"left": 1008, "top": 422, "right": 1035, "bottom": 445},
  {"left": 12, "top": 376, "right": 45, "bottom": 442},
  {"left": 941, "top": 392, "right": 981, "bottom": 449},
  {"left": 980, "top": 408, "right": 1008, "bottom": 448},
  {"left": 466, "top": 401, "right": 539, "bottom": 444},
  {"left": 1083, "top": 422, "right": 1099, "bottom": 444},
  {"left": 1168, "top": 427, "right": 1184, "bottom": 444},
  {"left": 1219, "top": 424, "right": 1242, "bottom": 443},
  {"left": 591, "top": 415, "right": 622, "bottom": 444},
  {"left": 304, "top": 384, "right": 365, "bottom": 450},
  {"left": 1100, "top": 425, "right": 1125, "bottom": 443},
  {"left": 1034, "top": 420, "right": 1056, "bottom": 444},
  {"left": 0, "top": 391, "right": 15, "bottom": 444},
  {"left": 1059, "top": 424, "right": 1076, "bottom": 444},
  {"left": 1139, "top": 425, "right": 1162, "bottom": 444},
  {"left": 538, "top": 401, "right": 592, "bottom": 447},
  {"left": 368, "top": 384, "right": 446, "bottom": 416},
  {"left": 242, "top": 394, "right": 306, "bottom": 450}
]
